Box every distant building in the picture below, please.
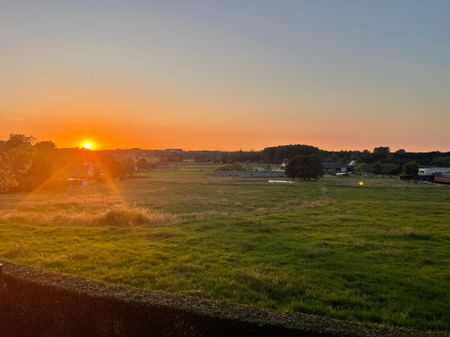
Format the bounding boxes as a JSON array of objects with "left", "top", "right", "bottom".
[
  {"left": 322, "top": 163, "right": 351, "bottom": 175},
  {"left": 165, "top": 149, "right": 183, "bottom": 154},
  {"left": 68, "top": 178, "right": 90, "bottom": 186},
  {"left": 435, "top": 175, "right": 450, "bottom": 184},
  {"left": 280, "top": 159, "right": 289, "bottom": 171},
  {"left": 418, "top": 167, "right": 450, "bottom": 176}
]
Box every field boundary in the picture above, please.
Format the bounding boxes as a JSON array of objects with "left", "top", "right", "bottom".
[{"left": 0, "top": 263, "right": 447, "bottom": 337}]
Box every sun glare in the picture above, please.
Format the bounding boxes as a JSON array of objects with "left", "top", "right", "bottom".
[{"left": 80, "top": 140, "right": 95, "bottom": 150}]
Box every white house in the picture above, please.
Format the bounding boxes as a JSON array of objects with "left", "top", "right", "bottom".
[{"left": 418, "top": 167, "right": 450, "bottom": 176}]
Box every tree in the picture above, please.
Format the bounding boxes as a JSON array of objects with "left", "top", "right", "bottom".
[
  {"left": 0, "top": 134, "right": 34, "bottom": 192},
  {"left": 23, "top": 141, "right": 60, "bottom": 190},
  {"left": 3, "top": 134, "right": 34, "bottom": 176},
  {"left": 357, "top": 162, "right": 369, "bottom": 173},
  {"left": 0, "top": 168, "right": 18, "bottom": 193},
  {"left": 380, "top": 163, "right": 401, "bottom": 175},
  {"left": 5, "top": 134, "right": 35, "bottom": 149},
  {"left": 403, "top": 161, "right": 419, "bottom": 176},
  {"left": 262, "top": 144, "right": 320, "bottom": 163},
  {"left": 285, "top": 154, "right": 323, "bottom": 180},
  {"left": 372, "top": 147, "right": 390, "bottom": 162},
  {"left": 136, "top": 158, "right": 150, "bottom": 171},
  {"left": 373, "top": 161, "right": 382, "bottom": 175},
  {"left": 374, "top": 162, "right": 400, "bottom": 175},
  {"left": 431, "top": 157, "right": 450, "bottom": 167},
  {"left": 119, "top": 158, "right": 136, "bottom": 178}
]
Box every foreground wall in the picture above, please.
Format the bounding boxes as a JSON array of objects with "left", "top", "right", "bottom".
[{"left": 0, "top": 263, "right": 446, "bottom": 337}]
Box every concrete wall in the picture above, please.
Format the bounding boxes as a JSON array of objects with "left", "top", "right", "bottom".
[{"left": 0, "top": 263, "right": 446, "bottom": 337}]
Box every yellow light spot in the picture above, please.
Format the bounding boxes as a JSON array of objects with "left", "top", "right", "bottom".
[
  {"left": 359, "top": 181, "right": 365, "bottom": 186},
  {"left": 80, "top": 140, "right": 96, "bottom": 150}
]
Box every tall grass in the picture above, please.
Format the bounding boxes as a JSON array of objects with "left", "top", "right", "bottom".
[{"left": 0, "top": 207, "right": 174, "bottom": 227}]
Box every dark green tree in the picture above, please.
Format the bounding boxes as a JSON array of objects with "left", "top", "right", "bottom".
[
  {"left": 285, "top": 154, "right": 323, "bottom": 180},
  {"left": 380, "top": 163, "right": 401, "bottom": 175},
  {"left": 373, "top": 161, "right": 382, "bottom": 175},
  {"left": 431, "top": 157, "right": 450, "bottom": 167},
  {"left": 403, "top": 161, "right": 419, "bottom": 176},
  {"left": 373, "top": 147, "right": 390, "bottom": 161},
  {"left": 262, "top": 144, "right": 320, "bottom": 163}
]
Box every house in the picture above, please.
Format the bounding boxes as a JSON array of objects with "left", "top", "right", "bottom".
[
  {"left": 322, "top": 163, "right": 351, "bottom": 175},
  {"left": 348, "top": 160, "right": 357, "bottom": 167},
  {"left": 280, "top": 159, "right": 289, "bottom": 171},
  {"left": 418, "top": 167, "right": 450, "bottom": 176}
]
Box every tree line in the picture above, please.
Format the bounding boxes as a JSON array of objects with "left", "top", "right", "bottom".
[
  {"left": 143, "top": 145, "right": 450, "bottom": 171},
  {"left": 2, "top": 134, "right": 449, "bottom": 192},
  {"left": 0, "top": 134, "right": 154, "bottom": 193}
]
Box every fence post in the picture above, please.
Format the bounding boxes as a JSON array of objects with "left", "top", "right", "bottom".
[{"left": 0, "top": 263, "right": 4, "bottom": 289}]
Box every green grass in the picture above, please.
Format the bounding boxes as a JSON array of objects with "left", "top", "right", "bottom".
[{"left": 0, "top": 164, "right": 449, "bottom": 331}]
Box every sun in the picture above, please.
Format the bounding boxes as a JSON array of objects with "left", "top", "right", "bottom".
[
  {"left": 83, "top": 141, "right": 92, "bottom": 150},
  {"left": 80, "top": 140, "right": 96, "bottom": 150}
]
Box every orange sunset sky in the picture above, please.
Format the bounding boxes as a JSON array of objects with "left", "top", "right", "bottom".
[{"left": 1, "top": 1, "right": 449, "bottom": 151}]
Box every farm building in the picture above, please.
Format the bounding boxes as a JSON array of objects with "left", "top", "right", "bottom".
[
  {"left": 435, "top": 175, "right": 450, "bottom": 184},
  {"left": 321, "top": 163, "right": 352, "bottom": 175},
  {"left": 418, "top": 167, "right": 450, "bottom": 176},
  {"left": 280, "top": 159, "right": 289, "bottom": 171}
]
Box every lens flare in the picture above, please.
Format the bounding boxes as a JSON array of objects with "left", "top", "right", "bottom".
[{"left": 80, "top": 140, "right": 95, "bottom": 150}]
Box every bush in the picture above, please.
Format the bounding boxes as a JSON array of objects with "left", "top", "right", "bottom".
[{"left": 216, "top": 163, "right": 245, "bottom": 171}]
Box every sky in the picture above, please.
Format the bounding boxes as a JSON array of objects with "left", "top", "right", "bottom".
[{"left": 1, "top": 0, "right": 449, "bottom": 151}]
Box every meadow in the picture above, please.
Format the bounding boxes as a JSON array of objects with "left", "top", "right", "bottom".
[{"left": 0, "top": 163, "right": 449, "bottom": 332}]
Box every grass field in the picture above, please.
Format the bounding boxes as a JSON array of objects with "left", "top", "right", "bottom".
[{"left": 0, "top": 163, "right": 449, "bottom": 331}]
